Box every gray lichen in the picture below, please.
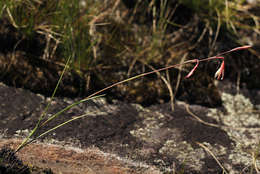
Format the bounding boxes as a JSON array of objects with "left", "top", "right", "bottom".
[{"left": 130, "top": 92, "right": 260, "bottom": 173}]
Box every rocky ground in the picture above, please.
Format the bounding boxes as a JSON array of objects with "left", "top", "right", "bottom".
[
  {"left": 0, "top": 81, "right": 260, "bottom": 173},
  {"left": 0, "top": 0, "right": 260, "bottom": 173}
]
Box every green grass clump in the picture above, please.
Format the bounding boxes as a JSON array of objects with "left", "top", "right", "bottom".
[
  {"left": 178, "top": 0, "right": 259, "bottom": 35},
  {"left": 0, "top": 0, "right": 100, "bottom": 71}
]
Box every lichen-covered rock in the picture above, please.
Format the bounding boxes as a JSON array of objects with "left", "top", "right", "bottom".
[{"left": 0, "top": 82, "right": 260, "bottom": 173}]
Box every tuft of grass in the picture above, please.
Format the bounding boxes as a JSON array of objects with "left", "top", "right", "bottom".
[
  {"left": 178, "top": 0, "right": 260, "bottom": 35},
  {"left": 0, "top": 0, "right": 100, "bottom": 71},
  {"left": 177, "top": 0, "right": 259, "bottom": 61}
]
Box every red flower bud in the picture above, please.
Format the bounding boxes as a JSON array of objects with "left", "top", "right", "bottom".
[
  {"left": 185, "top": 59, "right": 199, "bottom": 78},
  {"left": 215, "top": 60, "right": 225, "bottom": 80}
]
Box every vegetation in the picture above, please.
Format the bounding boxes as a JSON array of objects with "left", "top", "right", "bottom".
[
  {"left": 0, "top": 0, "right": 259, "bottom": 173},
  {"left": 0, "top": 0, "right": 259, "bottom": 104}
]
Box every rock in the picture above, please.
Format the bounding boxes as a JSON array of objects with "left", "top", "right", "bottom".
[{"left": 0, "top": 82, "right": 260, "bottom": 173}]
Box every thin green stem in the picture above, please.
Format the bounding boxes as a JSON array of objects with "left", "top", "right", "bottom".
[
  {"left": 19, "top": 113, "right": 90, "bottom": 149},
  {"left": 14, "top": 45, "right": 251, "bottom": 153},
  {"left": 85, "top": 60, "right": 194, "bottom": 100},
  {"left": 40, "top": 94, "right": 105, "bottom": 128},
  {"left": 84, "top": 45, "right": 251, "bottom": 101},
  {"left": 15, "top": 56, "right": 71, "bottom": 153}
]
